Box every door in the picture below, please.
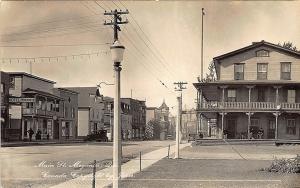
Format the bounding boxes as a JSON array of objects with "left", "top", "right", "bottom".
[
  {"left": 53, "top": 120, "right": 59, "bottom": 139},
  {"left": 268, "top": 120, "right": 275, "bottom": 139},
  {"left": 227, "top": 119, "right": 236, "bottom": 139}
]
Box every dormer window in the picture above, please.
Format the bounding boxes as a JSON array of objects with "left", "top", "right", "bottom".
[{"left": 256, "top": 50, "right": 269, "bottom": 57}]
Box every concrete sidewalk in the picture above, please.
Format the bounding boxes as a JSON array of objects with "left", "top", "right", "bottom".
[
  {"left": 1, "top": 139, "right": 85, "bottom": 147},
  {"left": 50, "top": 143, "right": 191, "bottom": 188}
]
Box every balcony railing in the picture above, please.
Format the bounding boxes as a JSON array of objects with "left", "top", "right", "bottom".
[
  {"left": 200, "top": 101, "right": 300, "bottom": 111},
  {"left": 22, "top": 108, "right": 63, "bottom": 117}
]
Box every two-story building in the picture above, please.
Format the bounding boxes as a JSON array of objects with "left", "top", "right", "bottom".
[
  {"left": 194, "top": 41, "right": 300, "bottom": 140},
  {"left": 1, "top": 71, "right": 10, "bottom": 141},
  {"left": 65, "top": 87, "right": 105, "bottom": 138},
  {"left": 53, "top": 88, "right": 78, "bottom": 140},
  {"left": 8, "top": 72, "right": 64, "bottom": 141}
]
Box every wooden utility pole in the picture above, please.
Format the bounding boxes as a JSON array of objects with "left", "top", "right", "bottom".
[
  {"left": 104, "top": 9, "right": 129, "bottom": 41},
  {"left": 174, "top": 82, "right": 187, "bottom": 159}
]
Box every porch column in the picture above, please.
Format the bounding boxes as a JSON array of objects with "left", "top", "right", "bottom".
[
  {"left": 273, "top": 112, "right": 280, "bottom": 139},
  {"left": 246, "top": 112, "right": 253, "bottom": 139},
  {"left": 220, "top": 86, "right": 228, "bottom": 104},
  {"left": 246, "top": 86, "right": 255, "bottom": 103},
  {"left": 220, "top": 112, "right": 227, "bottom": 139}
]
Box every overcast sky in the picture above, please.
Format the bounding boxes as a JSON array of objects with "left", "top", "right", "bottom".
[{"left": 1, "top": 1, "right": 300, "bottom": 114}]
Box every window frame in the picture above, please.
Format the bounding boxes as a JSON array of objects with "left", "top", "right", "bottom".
[
  {"left": 287, "top": 89, "right": 296, "bottom": 103},
  {"left": 227, "top": 89, "right": 236, "bottom": 102},
  {"left": 257, "top": 63, "right": 268, "bottom": 80},
  {"left": 286, "top": 119, "right": 296, "bottom": 135},
  {"left": 256, "top": 50, "right": 269, "bottom": 57},
  {"left": 281, "top": 62, "right": 291, "bottom": 80},
  {"left": 234, "top": 63, "right": 244, "bottom": 80}
]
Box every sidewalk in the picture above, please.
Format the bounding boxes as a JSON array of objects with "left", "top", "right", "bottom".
[
  {"left": 1, "top": 139, "right": 85, "bottom": 147},
  {"left": 50, "top": 142, "right": 191, "bottom": 188}
]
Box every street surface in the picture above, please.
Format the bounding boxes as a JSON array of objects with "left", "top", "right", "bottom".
[
  {"left": 122, "top": 144, "right": 300, "bottom": 188},
  {"left": 0, "top": 140, "right": 173, "bottom": 188}
]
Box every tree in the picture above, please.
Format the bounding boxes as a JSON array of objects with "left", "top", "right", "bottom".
[
  {"left": 145, "top": 119, "right": 160, "bottom": 140},
  {"left": 198, "top": 61, "right": 217, "bottom": 83},
  {"left": 278, "top": 41, "right": 298, "bottom": 51}
]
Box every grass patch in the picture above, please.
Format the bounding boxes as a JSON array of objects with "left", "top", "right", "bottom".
[{"left": 262, "top": 155, "right": 300, "bottom": 173}]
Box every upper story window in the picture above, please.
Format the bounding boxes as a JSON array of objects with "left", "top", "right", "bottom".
[
  {"left": 227, "top": 89, "right": 236, "bottom": 102},
  {"left": 9, "top": 77, "right": 15, "bottom": 89},
  {"left": 281, "top": 62, "right": 291, "bottom": 80},
  {"left": 0, "top": 83, "right": 4, "bottom": 94},
  {"left": 256, "top": 50, "right": 269, "bottom": 57},
  {"left": 257, "top": 63, "right": 268, "bottom": 80},
  {"left": 234, "top": 64, "right": 244, "bottom": 80}
]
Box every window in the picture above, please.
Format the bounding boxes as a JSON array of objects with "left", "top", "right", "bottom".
[
  {"left": 234, "top": 64, "right": 244, "bottom": 80},
  {"left": 71, "top": 107, "right": 75, "bottom": 118},
  {"left": 9, "top": 77, "right": 15, "bottom": 89},
  {"left": 64, "top": 106, "right": 68, "bottom": 117},
  {"left": 281, "top": 62, "right": 291, "bottom": 80},
  {"left": 256, "top": 50, "right": 269, "bottom": 57},
  {"left": 287, "top": 90, "right": 296, "bottom": 103},
  {"left": 269, "top": 120, "right": 275, "bottom": 130},
  {"left": 257, "top": 88, "right": 265, "bottom": 102},
  {"left": 257, "top": 63, "right": 268, "bottom": 80},
  {"left": 227, "top": 89, "right": 236, "bottom": 102},
  {"left": 251, "top": 119, "right": 259, "bottom": 127},
  {"left": 0, "top": 83, "right": 4, "bottom": 93},
  {"left": 286, "top": 119, "right": 296, "bottom": 135}
]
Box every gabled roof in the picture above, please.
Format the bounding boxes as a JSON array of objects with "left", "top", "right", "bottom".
[{"left": 213, "top": 40, "right": 300, "bottom": 61}]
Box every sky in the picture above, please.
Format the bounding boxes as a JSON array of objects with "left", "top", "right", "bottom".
[{"left": 1, "top": 1, "right": 300, "bottom": 115}]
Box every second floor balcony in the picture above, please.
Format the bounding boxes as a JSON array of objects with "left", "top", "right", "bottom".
[{"left": 200, "top": 101, "right": 300, "bottom": 112}]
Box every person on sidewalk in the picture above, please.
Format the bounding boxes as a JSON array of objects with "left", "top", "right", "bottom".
[{"left": 27, "top": 128, "right": 34, "bottom": 142}]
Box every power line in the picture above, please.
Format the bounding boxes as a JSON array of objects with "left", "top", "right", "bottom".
[
  {"left": 119, "top": 1, "right": 177, "bottom": 80},
  {"left": 81, "top": 1, "right": 99, "bottom": 15},
  {"left": 94, "top": 1, "right": 107, "bottom": 12},
  {"left": 0, "top": 43, "right": 110, "bottom": 48},
  {"left": 1, "top": 50, "right": 109, "bottom": 63}
]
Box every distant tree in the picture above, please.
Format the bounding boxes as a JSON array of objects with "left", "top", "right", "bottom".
[
  {"left": 198, "top": 61, "right": 217, "bottom": 83},
  {"left": 145, "top": 119, "right": 160, "bottom": 140},
  {"left": 278, "top": 41, "right": 298, "bottom": 51}
]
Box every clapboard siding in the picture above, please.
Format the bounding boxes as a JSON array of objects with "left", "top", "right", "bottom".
[{"left": 218, "top": 46, "right": 300, "bottom": 81}]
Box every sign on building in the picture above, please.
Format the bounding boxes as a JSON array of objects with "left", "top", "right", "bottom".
[{"left": 9, "top": 98, "right": 35, "bottom": 103}]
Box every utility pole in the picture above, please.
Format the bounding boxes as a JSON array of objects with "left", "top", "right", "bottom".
[
  {"left": 174, "top": 82, "right": 187, "bottom": 159},
  {"left": 104, "top": 9, "right": 129, "bottom": 41},
  {"left": 104, "top": 9, "right": 128, "bottom": 188},
  {"left": 198, "top": 8, "right": 205, "bottom": 137}
]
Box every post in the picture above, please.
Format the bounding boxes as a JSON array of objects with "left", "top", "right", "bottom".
[
  {"left": 247, "top": 112, "right": 251, "bottom": 139},
  {"left": 92, "top": 160, "right": 96, "bottom": 188},
  {"left": 167, "top": 144, "right": 170, "bottom": 158},
  {"left": 139, "top": 151, "right": 142, "bottom": 172},
  {"left": 175, "top": 95, "right": 181, "bottom": 159},
  {"left": 275, "top": 113, "right": 278, "bottom": 140},
  {"left": 113, "top": 62, "right": 122, "bottom": 187},
  {"left": 201, "top": 8, "right": 205, "bottom": 80},
  {"left": 221, "top": 113, "right": 224, "bottom": 139}
]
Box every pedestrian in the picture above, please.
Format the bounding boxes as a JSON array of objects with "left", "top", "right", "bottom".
[
  {"left": 27, "top": 128, "right": 34, "bottom": 142},
  {"left": 36, "top": 129, "right": 41, "bottom": 140},
  {"left": 258, "top": 127, "right": 264, "bottom": 139}
]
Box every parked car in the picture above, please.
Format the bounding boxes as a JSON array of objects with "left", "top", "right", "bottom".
[{"left": 85, "top": 130, "right": 108, "bottom": 142}]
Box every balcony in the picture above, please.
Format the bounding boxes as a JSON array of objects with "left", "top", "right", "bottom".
[
  {"left": 200, "top": 101, "right": 300, "bottom": 112},
  {"left": 22, "top": 108, "right": 63, "bottom": 118}
]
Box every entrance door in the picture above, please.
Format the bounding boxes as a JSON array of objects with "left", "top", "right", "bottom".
[
  {"left": 268, "top": 120, "right": 275, "bottom": 139},
  {"left": 227, "top": 119, "right": 236, "bottom": 139},
  {"left": 53, "top": 120, "right": 59, "bottom": 139}
]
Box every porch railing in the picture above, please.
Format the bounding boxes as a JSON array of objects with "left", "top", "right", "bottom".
[{"left": 201, "top": 101, "right": 300, "bottom": 111}]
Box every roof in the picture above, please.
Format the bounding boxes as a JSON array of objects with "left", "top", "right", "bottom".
[
  {"left": 7, "top": 72, "right": 56, "bottom": 84},
  {"left": 54, "top": 88, "right": 79, "bottom": 95},
  {"left": 159, "top": 100, "right": 169, "bottom": 110},
  {"left": 213, "top": 40, "right": 300, "bottom": 61},
  {"left": 194, "top": 80, "right": 300, "bottom": 88},
  {"left": 62, "top": 87, "right": 97, "bottom": 107},
  {"left": 23, "top": 88, "right": 63, "bottom": 99}
]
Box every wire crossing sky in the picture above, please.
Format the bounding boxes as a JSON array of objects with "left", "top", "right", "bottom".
[{"left": 1, "top": 1, "right": 300, "bottom": 114}]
